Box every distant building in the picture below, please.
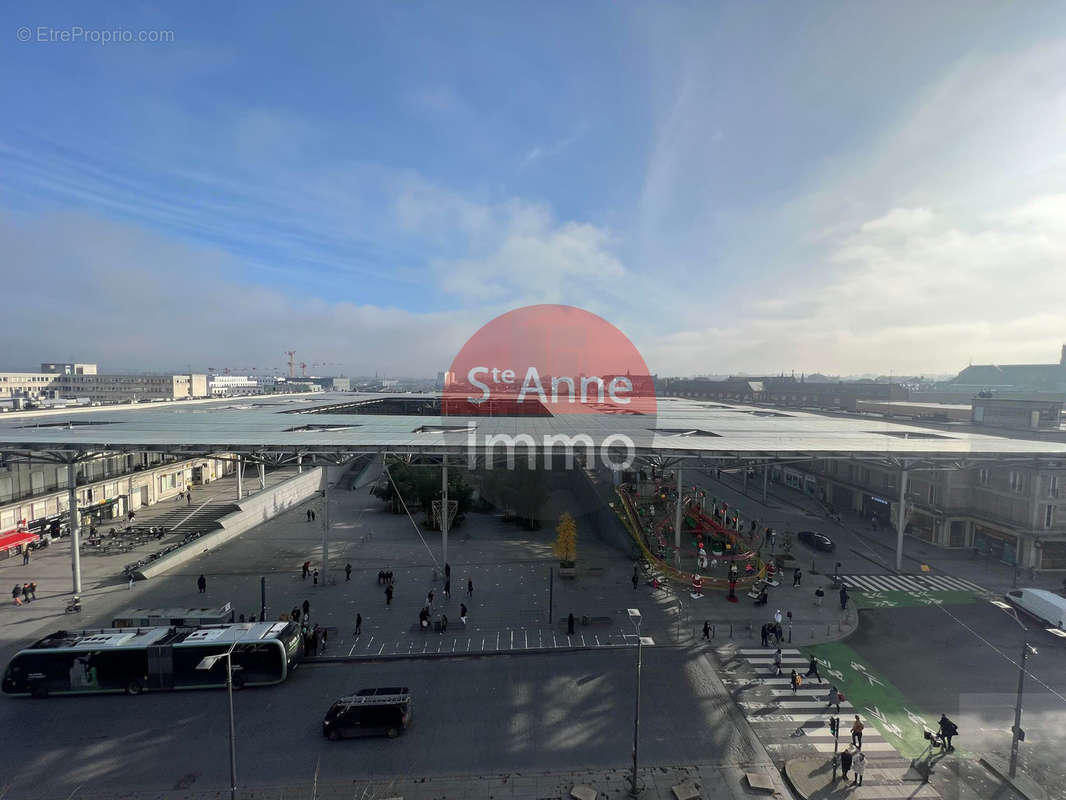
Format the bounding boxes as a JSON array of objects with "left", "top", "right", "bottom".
[
  {"left": 971, "top": 398, "right": 1063, "bottom": 430},
  {"left": 0, "top": 366, "right": 208, "bottom": 405},
  {"left": 40, "top": 362, "right": 97, "bottom": 375},
  {"left": 208, "top": 375, "right": 262, "bottom": 397},
  {"left": 947, "top": 346, "right": 1066, "bottom": 393}
]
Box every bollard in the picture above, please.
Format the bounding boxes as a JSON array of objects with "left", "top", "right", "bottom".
[
  {"left": 712, "top": 624, "right": 715, "bottom": 639},
  {"left": 729, "top": 623, "right": 733, "bottom": 638}
]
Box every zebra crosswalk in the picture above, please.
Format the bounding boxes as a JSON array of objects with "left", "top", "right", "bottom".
[
  {"left": 838, "top": 573, "right": 982, "bottom": 593},
  {"left": 718, "top": 645, "right": 940, "bottom": 799}
]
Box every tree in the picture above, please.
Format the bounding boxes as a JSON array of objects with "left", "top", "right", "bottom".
[{"left": 553, "top": 512, "right": 578, "bottom": 566}]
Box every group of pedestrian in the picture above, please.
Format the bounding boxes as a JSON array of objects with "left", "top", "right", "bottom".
[
  {"left": 11, "top": 582, "right": 38, "bottom": 605},
  {"left": 305, "top": 508, "right": 317, "bottom": 522},
  {"left": 377, "top": 569, "right": 395, "bottom": 585},
  {"left": 761, "top": 621, "right": 784, "bottom": 647},
  {"left": 838, "top": 746, "right": 866, "bottom": 785}
]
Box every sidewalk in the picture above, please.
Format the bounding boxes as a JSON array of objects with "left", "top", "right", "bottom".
[{"left": 48, "top": 762, "right": 791, "bottom": 800}]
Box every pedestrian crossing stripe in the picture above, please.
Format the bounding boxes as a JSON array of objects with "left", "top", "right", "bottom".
[
  {"left": 811, "top": 742, "right": 896, "bottom": 753},
  {"left": 737, "top": 648, "right": 801, "bottom": 655},
  {"left": 746, "top": 657, "right": 810, "bottom": 665},
  {"left": 839, "top": 574, "right": 982, "bottom": 592}
]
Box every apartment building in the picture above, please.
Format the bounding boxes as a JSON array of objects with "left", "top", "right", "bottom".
[{"left": 775, "top": 457, "right": 1066, "bottom": 571}]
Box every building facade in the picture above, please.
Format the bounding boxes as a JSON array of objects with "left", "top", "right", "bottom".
[
  {"left": 0, "top": 369, "right": 208, "bottom": 405},
  {"left": 0, "top": 451, "right": 236, "bottom": 537},
  {"left": 774, "top": 458, "right": 1066, "bottom": 571}
]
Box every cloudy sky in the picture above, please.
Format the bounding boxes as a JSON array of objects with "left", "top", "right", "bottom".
[{"left": 2, "top": 1, "right": 1065, "bottom": 378}]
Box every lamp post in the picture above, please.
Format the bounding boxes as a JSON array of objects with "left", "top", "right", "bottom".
[
  {"left": 627, "top": 608, "right": 651, "bottom": 796},
  {"left": 196, "top": 637, "right": 242, "bottom": 800},
  {"left": 1009, "top": 642, "right": 1037, "bottom": 779}
]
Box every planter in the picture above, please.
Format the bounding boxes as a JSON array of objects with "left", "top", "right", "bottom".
[{"left": 558, "top": 561, "right": 576, "bottom": 578}]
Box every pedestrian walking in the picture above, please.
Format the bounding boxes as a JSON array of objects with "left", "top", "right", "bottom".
[
  {"left": 444, "top": 579, "right": 450, "bottom": 598},
  {"left": 313, "top": 568, "right": 319, "bottom": 585},
  {"left": 302, "top": 598, "right": 310, "bottom": 619},
  {"left": 187, "top": 491, "right": 192, "bottom": 505},
  {"left": 345, "top": 563, "right": 352, "bottom": 582},
  {"left": 839, "top": 586, "right": 849, "bottom": 610},
  {"left": 790, "top": 669, "right": 801, "bottom": 693},
  {"left": 840, "top": 747, "right": 853, "bottom": 781},
  {"left": 129, "top": 576, "right": 135, "bottom": 590},
  {"left": 197, "top": 574, "right": 206, "bottom": 594},
  {"left": 826, "top": 686, "right": 839, "bottom": 708},
  {"left": 853, "top": 751, "right": 866, "bottom": 786},
  {"left": 632, "top": 572, "right": 639, "bottom": 590},
  {"left": 774, "top": 608, "right": 783, "bottom": 626},
  {"left": 445, "top": 562, "right": 451, "bottom": 580},
  {"left": 311, "top": 510, "right": 316, "bottom": 522},
  {"left": 427, "top": 589, "right": 434, "bottom": 608},
  {"left": 467, "top": 577, "right": 474, "bottom": 596},
  {"left": 22, "top": 584, "right": 31, "bottom": 603},
  {"left": 793, "top": 568, "right": 802, "bottom": 587},
  {"left": 22, "top": 548, "right": 29, "bottom": 566},
  {"left": 773, "top": 648, "right": 783, "bottom": 676},
  {"left": 938, "top": 714, "right": 958, "bottom": 751},
  {"left": 814, "top": 587, "right": 824, "bottom": 606},
  {"left": 306, "top": 509, "right": 312, "bottom": 522},
  {"left": 29, "top": 582, "right": 37, "bottom": 600},
  {"left": 805, "top": 656, "right": 822, "bottom": 683},
  {"left": 385, "top": 584, "right": 394, "bottom": 606},
  {"left": 441, "top": 613, "right": 448, "bottom": 633},
  {"left": 460, "top": 603, "right": 468, "bottom": 623},
  {"left": 292, "top": 606, "right": 301, "bottom": 623},
  {"left": 703, "top": 620, "right": 711, "bottom": 640},
  {"left": 567, "top": 612, "right": 575, "bottom": 636},
  {"left": 760, "top": 623, "right": 769, "bottom": 647},
  {"left": 11, "top": 584, "right": 22, "bottom": 606},
  {"left": 355, "top": 613, "right": 362, "bottom": 636},
  {"left": 851, "top": 715, "right": 864, "bottom": 748},
  {"left": 302, "top": 561, "right": 310, "bottom": 580}
]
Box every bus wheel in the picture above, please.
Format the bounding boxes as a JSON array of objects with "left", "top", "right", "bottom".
[
  {"left": 386, "top": 727, "right": 399, "bottom": 739},
  {"left": 125, "top": 680, "right": 143, "bottom": 696}
]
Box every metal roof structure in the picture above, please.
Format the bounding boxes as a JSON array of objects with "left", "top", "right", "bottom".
[{"left": 1, "top": 392, "right": 1065, "bottom": 467}]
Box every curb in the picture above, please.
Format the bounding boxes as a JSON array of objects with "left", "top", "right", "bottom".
[
  {"left": 301, "top": 642, "right": 654, "bottom": 664},
  {"left": 978, "top": 756, "right": 1049, "bottom": 800}
]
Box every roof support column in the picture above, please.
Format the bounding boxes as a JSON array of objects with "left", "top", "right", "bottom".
[
  {"left": 258, "top": 461, "right": 266, "bottom": 490},
  {"left": 297, "top": 453, "right": 303, "bottom": 474},
  {"left": 322, "top": 472, "right": 330, "bottom": 577},
  {"left": 67, "top": 461, "right": 82, "bottom": 595},
  {"left": 236, "top": 455, "right": 243, "bottom": 501},
  {"left": 441, "top": 456, "right": 449, "bottom": 571},
  {"left": 674, "top": 464, "right": 683, "bottom": 567},
  {"left": 763, "top": 462, "right": 769, "bottom": 505},
  {"left": 895, "top": 462, "right": 909, "bottom": 571}
]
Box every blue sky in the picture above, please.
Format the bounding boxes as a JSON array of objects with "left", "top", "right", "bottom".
[{"left": 2, "top": 2, "right": 1066, "bottom": 376}]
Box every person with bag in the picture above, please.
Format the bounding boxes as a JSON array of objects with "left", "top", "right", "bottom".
[
  {"left": 938, "top": 714, "right": 958, "bottom": 751},
  {"left": 790, "top": 670, "right": 802, "bottom": 694},
  {"left": 851, "top": 715, "right": 864, "bottom": 748}
]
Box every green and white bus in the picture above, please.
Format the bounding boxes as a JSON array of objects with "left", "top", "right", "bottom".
[{"left": 2, "top": 621, "right": 303, "bottom": 698}]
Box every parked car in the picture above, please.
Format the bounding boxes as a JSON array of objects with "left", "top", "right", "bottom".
[
  {"left": 797, "top": 530, "right": 835, "bottom": 552},
  {"left": 323, "top": 687, "right": 411, "bottom": 740}
]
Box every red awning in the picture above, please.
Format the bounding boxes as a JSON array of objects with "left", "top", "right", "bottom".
[{"left": 0, "top": 531, "right": 38, "bottom": 551}]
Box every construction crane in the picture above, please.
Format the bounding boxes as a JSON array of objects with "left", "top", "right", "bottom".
[{"left": 286, "top": 351, "right": 296, "bottom": 378}]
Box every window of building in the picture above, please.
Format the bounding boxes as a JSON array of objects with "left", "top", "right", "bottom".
[
  {"left": 978, "top": 468, "right": 990, "bottom": 486},
  {"left": 1009, "top": 471, "right": 1023, "bottom": 492},
  {"left": 1045, "top": 505, "right": 1055, "bottom": 529},
  {"left": 1050, "top": 476, "right": 1059, "bottom": 498},
  {"left": 928, "top": 484, "right": 937, "bottom": 504}
]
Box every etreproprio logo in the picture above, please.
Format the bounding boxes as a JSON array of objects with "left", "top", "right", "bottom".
[{"left": 442, "top": 305, "right": 658, "bottom": 479}]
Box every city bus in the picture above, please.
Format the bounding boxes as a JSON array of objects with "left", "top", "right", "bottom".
[{"left": 1, "top": 621, "right": 303, "bottom": 698}]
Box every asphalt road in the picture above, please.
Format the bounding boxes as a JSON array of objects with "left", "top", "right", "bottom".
[
  {"left": 848, "top": 604, "right": 1066, "bottom": 796},
  {"left": 0, "top": 647, "right": 766, "bottom": 797}
]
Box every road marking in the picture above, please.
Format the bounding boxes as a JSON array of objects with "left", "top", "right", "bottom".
[
  {"left": 747, "top": 658, "right": 809, "bottom": 665},
  {"left": 739, "top": 648, "right": 801, "bottom": 655},
  {"left": 812, "top": 742, "right": 896, "bottom": 753},
  {"left": 777, "top": 700, "right": 854, "bottom": 709}
]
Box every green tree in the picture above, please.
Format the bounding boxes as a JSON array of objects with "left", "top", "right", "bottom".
[{"left": 553, "top": 512, "right": 577, "bottom": 566}]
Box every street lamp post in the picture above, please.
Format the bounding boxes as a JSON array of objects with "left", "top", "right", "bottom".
[
  {"left": 1009, "top": 642, "right": 1037, "bottom": 779},
  {"left": 197, "top": 639, "right": 242, "bottom": 800},
  {"left": 627, "top": 608, "right": 645, "bottom": 796}
]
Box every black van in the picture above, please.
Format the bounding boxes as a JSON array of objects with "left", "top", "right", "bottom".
[{"left": 322, "top": 687, "right": 411, "bottom": 739}]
